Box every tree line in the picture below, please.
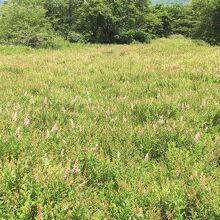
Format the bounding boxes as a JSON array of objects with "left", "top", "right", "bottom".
[{"left": 0, "top": 0, "right": 219, "bottom": 48}]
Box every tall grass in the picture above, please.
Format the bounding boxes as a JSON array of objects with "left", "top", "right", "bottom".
[{"left": 0, "top": 38, "right": 219, "bottom": 219}]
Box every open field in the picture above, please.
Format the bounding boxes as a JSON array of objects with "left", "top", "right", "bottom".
[{"left": 0, "top": 38, "right": 220, "bottom": 219}]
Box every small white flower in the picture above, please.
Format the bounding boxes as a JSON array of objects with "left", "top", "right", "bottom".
[
  {"left": 144, "top": 153, "right": 149, "bottom": 162},
  {"left": 194, "top": 132, "right": 201, "bottom": 144},
  {"left": 15, "top": 127, "right": 21, "bottom": 139},
  {"left": 72, "top": 165, "right": 81, "bottom": 175},
  {"left": 46, "top": 129, "right": 50, "bottom": 139},
  {"left": 117, "top": 151, "right": 120, "bottom": 159},
  {"left": 76, "top": 180, "right": 87, "bottom": 192},
  {"left": 51, "top": 123, "right": 58, "bottom": 133},
  {"left": 60, "top": 149, "right": 65, "bottom": 157},
  {"left": 16, "top": 102, "right": 21, "bottom": 110},
  {"left": 12, "top": 112, "right": 18, "bottom": 123},
  {"left": 61, "top": 139, "right": 67, "bottom": 145},
  {"left": 44, "top": 97, "right": 48, "bottom": 105},
  {"left": 24, "top": 114, "right": 30, "bottom": 127},
  {"left": 70, "top": 119, "right": 75, "bottom": 129}
]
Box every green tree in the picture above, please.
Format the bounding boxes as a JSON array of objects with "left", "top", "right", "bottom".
[
  {"left": 0, "top": 0, "right": 56, "bottom": 47},
  {"left": 76, "top": 0, "right": 151, "bottom": 43},
  {"left": 44, "top": 0, "right": 83, "bottom": 37},
  {"left": 192, "top": 0, "right": 220, "bottom": 44},
  {"left": 151, "top": 4, "right": 172, "bottom": 37},
  {"left": 168, "top": 4, "right": 195, "bottom": 37},
  {"left": 76, "top": 0, "right": 118, "bottom": 43}
]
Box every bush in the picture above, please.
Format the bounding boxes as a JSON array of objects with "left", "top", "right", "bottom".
[
  {"left": 67, "top": 31, "right": 86, "bottom": 43},
  {"left": 115, "top": 30, "right": 135, "bottom": 44},
  {"left": 41, "top": 36, "right": 71, "bottom": 49},
  {"left": 115, "top": 30, "right": 151, "bottom": 44},
  {"left": 0, "top": 2, "right": 57, "bottom": 48},
  {"left": 133, "top": 30, "right": 151, "bottom": 43},
  {"left": 192, "top": 0, "right": 220, "bottom": 45}
]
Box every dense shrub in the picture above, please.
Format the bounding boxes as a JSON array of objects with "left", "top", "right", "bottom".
[
  {"left": 0, "top": 1, "right": 57, "bottom": 48},
  {"left": 192, "top": 0, "right": 220, "bottom": 44},
  {"left": 133, "top": 30, "right": 151, "bottom": 43},
  {"left": 167, "top": 4, "right": 195, "bottom": 37},
  {"left": 0, "top": 0, "right": 219, "bottom": 46},
  {"left": 114, "top": 30, "right": 151, "bottom": 44},
  {"left": 67, "top": 31, "right": 86, "bottom": 43},
  {"left": 114, "top": 31, "right": 134, "bottom": 44},
  {"left": 75, "top": 0, "right": 119, "bottom": 43}
]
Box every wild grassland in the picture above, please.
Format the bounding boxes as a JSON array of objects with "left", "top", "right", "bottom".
[{"left": 0, "top": 38, "right": 220, "bottom": 219}]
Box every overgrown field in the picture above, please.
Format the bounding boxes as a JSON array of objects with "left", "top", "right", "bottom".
[{"left": 0, "top": 38, "right": 220, "bottom": 219}]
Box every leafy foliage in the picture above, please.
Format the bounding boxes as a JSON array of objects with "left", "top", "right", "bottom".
[
  {"left": 0, "top": 0, "right": 57, "bottom": 47},
  {"left": 192, "top": 0, "right": 220, "bottom": 44},
  {"left": 0, "top": 0, "right": 219, "bottom": 46}
]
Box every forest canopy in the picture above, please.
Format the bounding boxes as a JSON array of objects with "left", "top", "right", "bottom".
[{"left": 0, "top": 0, "right": 219, "bottom": 47}]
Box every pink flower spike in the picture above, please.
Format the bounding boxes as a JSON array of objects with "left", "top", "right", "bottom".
[
  {"left": 15, "top": 127, "right": 21, "bottom": 139},
  {"left": 24, "top": 114, "right": 30, "bottom": 127},
  {"left": 51, "top": 123, "right": 58, "bottom": 133}
]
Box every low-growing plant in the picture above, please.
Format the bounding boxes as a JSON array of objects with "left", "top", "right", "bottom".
[{"left": 0, "top": 38, "right": 219, "bottom": 219}]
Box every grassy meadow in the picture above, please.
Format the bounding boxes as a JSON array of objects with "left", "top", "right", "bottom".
[{"left": 0, "top": 38, "right": 220, "bottom": 219}]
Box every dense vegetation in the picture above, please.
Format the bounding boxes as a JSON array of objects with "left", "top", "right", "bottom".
[
  {"left": 0, "top": 37, "right": 220, "bottom": 219},
  {"left": 0, "top": 1, "right": 220, "bottom": 218},
  {"left": 0, "top": 0, "right": 219, "bottom": 47},
  {"left": 152, "top": 0, "right": 188, "bottom": 4}
]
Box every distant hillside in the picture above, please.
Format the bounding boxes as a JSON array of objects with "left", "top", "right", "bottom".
[{"left": 152, "top": 0, "right": 189, "bottom": 4}]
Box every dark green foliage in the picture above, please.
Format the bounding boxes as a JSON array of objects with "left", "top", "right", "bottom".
[
  {"left": 213, "top": 111, "right": 220, "bottom": 126},
  {"left": 151, "top": 4, "right": 172, "bottom": 37},
  {"left": 0, "top": 0, "right": 219, "bottom": 46},
  {"left": 192, "top": 0, "right": 220, "bottom": 44},
  {"left": 115, "top": 30, "right": 151, "bottom": 44},
  {"left": 76, "top": 0, "right": 119, "bottom": 43},
  {"left": 76, "top": 0, "right": 151, "bottom": 43},
  {"left": 167, "top": 4, "right": 195, "bottom": 37},
  {"left": 67, "top": 31, "right": 86, "bottom": 43}
]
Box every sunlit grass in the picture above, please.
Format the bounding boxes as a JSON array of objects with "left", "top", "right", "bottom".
[{"left": 0, "top": 38, "right": 220, "bottom": 219}]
